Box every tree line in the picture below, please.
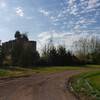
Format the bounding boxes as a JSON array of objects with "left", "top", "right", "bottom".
[
  {"left": 73, "top": 36, "right": 100, "bottom": 64},
  {"left": 0, "top": 31, "right": 100, "bottom": 67}
]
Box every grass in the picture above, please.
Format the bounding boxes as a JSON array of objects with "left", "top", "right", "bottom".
[
  {"left": 0, "top": 69, "right": 11, "bottom": 77},
  {"left": 0, "top": 65, "right": 86, "bottom": 78},
  {"left": 31, "top": 64, "right": 100, "bottom": 73},
  {"left": 88, "top": 75, "right": 100, "bottom": 90},
  {"left": 0, "top": 67, "right": 36, "bottom": 78},
  {"left": 31, "top": 66, "right": 83, "bottom": 73},
  {"left": 71, "top": 71, "right": 100, "bottom": 100},
  {"left": 0, "top": 64, "right": 99, "bottom": 78}
]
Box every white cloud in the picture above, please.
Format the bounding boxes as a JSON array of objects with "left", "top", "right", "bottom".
[
  {"left": 37, "top": 31, "right": 75, "bottom": 50},
  {"left": 70, "top": 7, "right": 78, "bottom": 15},
  {"left": 39, "top": 8, "right": 49, "bottom": 16},
  {"left": 76, "top": 18, "right": 96, "bottom": 26},
  {"left": 38, "top": 31, "right": 70, "bottom": 40},
  {"left": 16, "top": 7, "right": 24, "bottom": 17},
  {"left": 78, "top": 0, "right": 99, "bottom": 14},
  {"left": 66, "top": 0, "right": 79, "bottom": 16},
  {"left": 68, "top": 0, "right": 76, "bottom": 7}
]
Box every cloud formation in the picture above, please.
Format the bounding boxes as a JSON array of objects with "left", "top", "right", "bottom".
[
  {"left": 37, "top": 0, "right": 100, "bottom": 50},
  {"left": 16, "top": 7, "right": 24, "bottom": 17},
  {"left": 37, "top": 30, "right": 76, "bottom": 50},
  {"left": 38, "top": 0, "right": 100, "bottom": 32},
  {"left": 37, "top": 28, "right": 100, "bottom": 51},
  {"left": 39, "top": 8, "right": 49, "bottom": 16}
]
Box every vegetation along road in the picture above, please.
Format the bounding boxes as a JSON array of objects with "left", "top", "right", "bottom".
[{"left": 0, "top": 66, "right": 99, "bottom": 100}]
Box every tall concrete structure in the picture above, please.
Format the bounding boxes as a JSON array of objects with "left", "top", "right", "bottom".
[{"left": 2, "top": 39, "right": 36, "bottom": 56}]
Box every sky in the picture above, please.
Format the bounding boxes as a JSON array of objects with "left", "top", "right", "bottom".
[{"left": 0, "top": 0, "right": 100, "bottom": 51}]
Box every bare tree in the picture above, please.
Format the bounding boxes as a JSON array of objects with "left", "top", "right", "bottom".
[{"left": 73, "top": 35, "right": 100, "bottom": 64}]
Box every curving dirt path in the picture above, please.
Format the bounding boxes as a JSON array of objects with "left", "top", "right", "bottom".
[{"left": 0, "top": 70, "right": 84, "bottom": 100}]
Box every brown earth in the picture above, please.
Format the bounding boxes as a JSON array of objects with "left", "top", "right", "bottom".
[{"left": 0, "top": 70, "right": 87, "bottom": 100}]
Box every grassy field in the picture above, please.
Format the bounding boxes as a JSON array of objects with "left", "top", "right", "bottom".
[
  {"left": 0, "top": 66, "right": 83, "bottom": 78},
  {"left": 71, "top": 71, "right": 100, "bottom": 100},
  {"left": 0, "top": 65, "right": 100, "bottom": 78}
]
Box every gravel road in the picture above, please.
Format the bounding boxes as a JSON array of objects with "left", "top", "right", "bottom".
[{"left": 0, "top": 70, "right": 82, "bottom": 100}]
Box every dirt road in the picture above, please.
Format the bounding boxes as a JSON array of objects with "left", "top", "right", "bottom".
[{"left": 0, "top": 70, "right": 82, "bottom": 100}]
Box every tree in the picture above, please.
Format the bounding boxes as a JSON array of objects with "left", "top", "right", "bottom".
[
  {"left": 73, "top": 36, "right": 100, "bottom": 64},
  {"left": 57, "top": 46, "right": 78, "bottom": 65},
  {"left": 90, "top": 37, "right": 100, "bottom": 64},
  {"left": 41, "top": 44, "right": 79, "bottom": 66},
  {"left": 41, "top": 44, "right": 58, "bottom": 66},
  {"left": 57, "top": 45, "right": 67, "bottom": 65},
  {"left": 73, "top": 37, "right": 91, "bottom": 63},
  {"left": 48, "top": 46, "right": 58, "bottom": 65},
  {"left": 15, "top": 31, "right": 21, "bottom": 39}
]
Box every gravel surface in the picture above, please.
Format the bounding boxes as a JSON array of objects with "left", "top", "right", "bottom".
[{"left": 0, "top": 70, "right": 82, "bottom": 100}]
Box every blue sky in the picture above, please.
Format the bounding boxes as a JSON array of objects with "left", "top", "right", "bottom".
[{"left": 0, "top": 0, "right": 100, "bottom": 50}]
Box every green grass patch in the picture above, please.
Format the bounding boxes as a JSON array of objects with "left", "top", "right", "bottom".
[
  {"left": 88, "top": 75, "right": 100, "bottom": 91},
  {"left": 71, "top": 71, "right": 100, "bottom": 100},
  {"left": 0, "top": 66, "right": 84, "bottom": 78},
  {"left": 86, "top": 65, "right": 100, "bottom": 68},
  {"left": 31, "top": 66, "right": 83, "bottom": 73},
  {"left": 0, "top": 69, "right": 11, "bottom": 77},
  {"left": 0, "top": 65, "right": 99, "bottom": 78},
  {"left": 0, "top": 67, "right": 36, "bottom": 78}
]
